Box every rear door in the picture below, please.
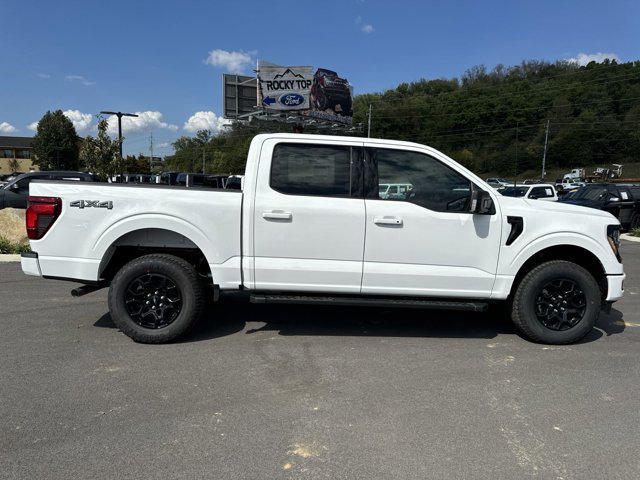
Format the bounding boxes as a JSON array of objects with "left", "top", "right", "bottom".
[
  {"left": 252, "top": 138, "right": 366, "bottom": 293},
  {"left": 361, "top": 145, "right": 502, "bottom": 298}
]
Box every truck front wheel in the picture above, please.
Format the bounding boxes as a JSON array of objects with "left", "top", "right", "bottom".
[
  {"left": 511, "top": 260, "right": 601, "bottom": 344},
  {"left": 108, "top": 254, "right": 205, "bottom": 343}
]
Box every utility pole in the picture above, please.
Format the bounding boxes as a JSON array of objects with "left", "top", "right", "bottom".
[
  {"left": 100, "top": 111, "right": 139, "bottom": 158},
  {"left": 149, "top": 131, "right": 154, "bottom": 174},
  {"left": 541, "top": 120, "right": 550, "bottom": 181},
  {"left": 367, "top": 104, "right": 372, "bottom": 138}
]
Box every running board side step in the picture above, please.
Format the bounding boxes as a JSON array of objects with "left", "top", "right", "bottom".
[{"left": 249, "top": 294, "right": 488, "bottom": 312}]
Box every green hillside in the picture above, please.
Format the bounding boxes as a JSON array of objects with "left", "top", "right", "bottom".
[
  {"left": 167, "top": 59, "right": 640, "bottom": 179},
  {"left": 352, "top": 60, "right": 640, "bottom": 177}
]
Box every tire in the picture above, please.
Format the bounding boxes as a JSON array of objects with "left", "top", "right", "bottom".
[
  {"left": 511, "top": 260, "right": 601, "bottom": 344},
  {"left": 108, "top": 254, "right": 205, "bottom": 343},
  {"left": 631, "top": 213, "right": 640, "bottom": 230}
]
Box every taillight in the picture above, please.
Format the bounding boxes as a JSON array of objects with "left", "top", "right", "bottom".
[{"left": 26, "top": 196, "right": 62, "bottom": 240}]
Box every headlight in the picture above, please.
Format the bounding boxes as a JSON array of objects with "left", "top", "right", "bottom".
[{"left": 607, "top": 224, "right": 622, "bottom": 262}]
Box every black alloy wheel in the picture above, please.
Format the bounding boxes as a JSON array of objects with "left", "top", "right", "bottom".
[
  {"left": 124, "top": 273, "right": 183, "bottom": 329},
  {"left": 534, "top": 278, "right": 587, "bottom": 331}
]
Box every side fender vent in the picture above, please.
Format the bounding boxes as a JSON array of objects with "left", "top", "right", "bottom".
[{"left": 506, "top": 216, "right": 524, "bottom": 246}]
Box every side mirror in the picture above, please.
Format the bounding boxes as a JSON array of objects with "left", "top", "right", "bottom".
[
  {"left": 471, "top": 186, "right": 494, "bottom": 214},
  {"left": 9, "top": 183, "right": 19, "bottom": 191}
]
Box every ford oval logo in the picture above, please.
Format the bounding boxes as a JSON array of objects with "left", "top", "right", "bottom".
[{"left": 280, "top": 93, "right": 304, "bottom": 106}]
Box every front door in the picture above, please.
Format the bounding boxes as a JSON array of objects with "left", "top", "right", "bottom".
[
  {"left": 252, "top": 139, "right": 366, "bottom": 293},
  {"left": 361, "top": 145, "right": 502, "bottom": 298}
]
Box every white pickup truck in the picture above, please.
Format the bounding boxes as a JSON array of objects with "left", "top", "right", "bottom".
[{"left": 21, "top": 133, "right": 625, "bottom": 344}]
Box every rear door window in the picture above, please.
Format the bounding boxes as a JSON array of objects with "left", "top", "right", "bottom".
[{"left": 270, "top": 143, "right": 354, "bottom": 197}]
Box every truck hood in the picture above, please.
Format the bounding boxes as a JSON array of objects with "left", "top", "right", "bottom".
[{"left": 497, "top": 195, "right": 616, "bottom": 221}]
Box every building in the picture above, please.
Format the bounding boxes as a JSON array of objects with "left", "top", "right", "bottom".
[{"left": 0, "top": 136, "right": 35, "bottom": 174}]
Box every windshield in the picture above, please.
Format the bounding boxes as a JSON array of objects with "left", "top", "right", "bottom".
[
  {"left": 501, "top": 186, "right": 528, "bottom": 197},
  {"left": 569, "top": 187, "right": 607, "bottom": 201}
]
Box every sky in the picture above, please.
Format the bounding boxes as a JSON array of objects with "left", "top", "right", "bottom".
[{"left": 0, "top": 0, "right": 638, "bottom": 156}]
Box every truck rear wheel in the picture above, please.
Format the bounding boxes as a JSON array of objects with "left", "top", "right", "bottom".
[
  {"left": 108, "top": 254, "right": 205, "bottom": 343},
  {"left": 511, "top": 260, "right": 600, "bottom": 344}
]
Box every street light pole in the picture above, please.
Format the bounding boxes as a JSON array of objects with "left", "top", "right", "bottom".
[{"left": 100, "top": 111, "right": 139, "bottom": 158}]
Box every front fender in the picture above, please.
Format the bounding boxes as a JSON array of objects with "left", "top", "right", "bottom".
[{"left": 501, "top": 231, "right": 621, "bottom": 276}]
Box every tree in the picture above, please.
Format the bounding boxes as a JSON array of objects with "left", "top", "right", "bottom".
[
  {"left": 32, "top": 110, "right": 80, "bottom": 170},
  {"left": 8, "top": 158, "right": 20, "bottom": 172},
  {"left": 123, "top": 154, "right": 151, "bottom": 174},
  {"left": 79, "top": 119, "right": 122, "bottom": 180}
]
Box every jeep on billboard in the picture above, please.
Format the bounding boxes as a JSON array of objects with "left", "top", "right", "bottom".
[{"left": 310, "top": 68, "right": 353, "bottom": 117}]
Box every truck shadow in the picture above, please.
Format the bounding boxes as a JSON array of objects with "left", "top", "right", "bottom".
[
  {"left": 94, "top": 303, "right": 625, "bottom": 344},
  {"left": 201, "top": 303, "right": 626, "bottom": 343}
]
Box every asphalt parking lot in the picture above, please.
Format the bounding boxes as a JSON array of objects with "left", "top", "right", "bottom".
[{"left": 2, "top": 242, "right": 640, "bottom": 480}]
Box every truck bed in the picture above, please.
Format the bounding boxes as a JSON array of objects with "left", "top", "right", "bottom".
[{"left": 27, "top": 180, "right": 243, "bottom": 287}]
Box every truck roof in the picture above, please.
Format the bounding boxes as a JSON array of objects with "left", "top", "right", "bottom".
[{"left": 252, "top": 133, "right": 433, "bottom": 151}]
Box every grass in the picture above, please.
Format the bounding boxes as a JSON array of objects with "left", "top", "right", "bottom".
[
  {"left": 0, "top": 236, "right": 30, "bottom": 254},
  {"left": 630, "top": 229, "right": 640, "bottom": 238}
]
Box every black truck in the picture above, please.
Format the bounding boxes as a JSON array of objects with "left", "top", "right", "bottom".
[
  {"left": 559, "top": 183, "right": 640, "bottom": 230},
  {"left": 0, "top": 171, "right": 94, "bottom": 209}
]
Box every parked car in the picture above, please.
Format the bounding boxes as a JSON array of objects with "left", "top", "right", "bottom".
[
  {"left": 485, "top": 177, "right": 511, "bottom": 189},
  {"left": 0, "top": 171, "right": 24, "bottom": 187},
  {"left": 500, "top": 184, "right": 558, "bottom": 202},
  {"left": 555, "top": 178, "right": 585, "bottom": 193},
  {"left": 224, "top": 175, "right": 243, "bottom": 190},
  {"left": 559, "top": 183, "right": 639, "bottom": 230},
  {"left": 21, "top": 133, "right": 625, "bottom": 345},
  {"left": 379, "top": 183, "right": 414, "bottom": 200},
  {"left": 0, "top": 171, "right": 94, "bottom": 209},
  {"left": 176, "top": 173, "right": 227, "bottom": 188}
]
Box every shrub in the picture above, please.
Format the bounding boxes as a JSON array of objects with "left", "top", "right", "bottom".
[{"left": 0, "top": 236, "right": 31, "bottom": 254}]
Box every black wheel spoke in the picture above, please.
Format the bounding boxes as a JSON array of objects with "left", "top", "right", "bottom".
[
  {"left": 534, "top": 278, "right": 586, "bottom": 331},
  {"left": 124, "top": 273, "right": 183, "bottom": 330}
]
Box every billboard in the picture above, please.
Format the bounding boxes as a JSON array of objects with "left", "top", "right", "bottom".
[
  {"left": 223, "top": 74, "right": 258, "bottom": 119},
  {"left": 258, "top": 61, "right": 353, "bottom": 124},
  {"left": 258, "top": 63, "right": 314, "bottom": 110}
]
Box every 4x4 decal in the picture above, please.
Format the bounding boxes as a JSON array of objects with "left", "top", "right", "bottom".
[{"left": 70, "top": 200, "right": 113, "bottom": 210}]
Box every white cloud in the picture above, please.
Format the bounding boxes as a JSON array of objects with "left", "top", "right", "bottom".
[
  {"left": 62, "top": 109, "right": 93, "bottom": 133},
  {"left": 65, "top": 74, "right": 95, "bottom": 86},
  {"left": 361, "top": 24, "right": 374, "bottom": 34},
  {"left": 183, "top": 111, "right": 231, "bottom": 133},
  {"left": 27, "top": 110, "right": 94, "bottom": 133},
  {"left": 158, "top": 142, "right": 171, "bottom": 148},
  {"left": 0, "top": 122, "right": 17, "bottom": 133},
  {"left": 355, "top": 16, "right": 374, "bottom": 33},
  {"left": 567, "top": 52, "right": 619, "bottom": 66},
  {"left": 204, "top": 49, "right": 253, "bottom": 73},
  {"left": 36, "top": 73, "right": 51, "bottom": 79},
  {"left": 106, "top": 111, "right": 178, "bottom": 136}
]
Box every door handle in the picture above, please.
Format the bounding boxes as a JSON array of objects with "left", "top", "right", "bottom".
[
  {"left": 262, "top": 211, "right": 292, "bottom": 221},
  {"left": 374, "top": 216, "right": 403, "bottom": 226}
]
